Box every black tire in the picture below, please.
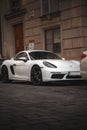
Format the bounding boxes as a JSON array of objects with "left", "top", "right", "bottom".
[
  {"left": 31, "top": 65, "right": 42, "bottom": 85},
  {"left": 1, "top": 66, "right": 10, "bottom": 83}
]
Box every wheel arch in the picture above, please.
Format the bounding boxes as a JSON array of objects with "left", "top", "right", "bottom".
[
  {"left": 30, "top": 64, "right": 43, "bottom": 84},
  {"left": 1, "top": 65, "right": 8, "bottom": 73},
  {"left": 1, "top": 65, "right": 10, "bottom": 83},
  {"left": 30, "top": 64, "right": 41, "bottom": 80}
]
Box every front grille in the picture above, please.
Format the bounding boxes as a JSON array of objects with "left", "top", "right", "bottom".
[{"left": 51, "top": 74, "right": 65, "bottom": 79}]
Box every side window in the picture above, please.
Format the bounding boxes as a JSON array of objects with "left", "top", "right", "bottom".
[
  {"left": 15, "top": 52, "right": 28, "bottom": 60},
  {"left": 45, "top": 28, "right": 61, "bottom": 54}
]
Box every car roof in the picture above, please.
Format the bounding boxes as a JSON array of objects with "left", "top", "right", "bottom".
[{"left": 19, "top": 50, "right": 52, "bottom": 53}]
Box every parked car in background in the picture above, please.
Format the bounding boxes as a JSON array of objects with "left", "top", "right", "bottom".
[
  {"left": 0, "top": 58, "right": 4, "bottom": 79},
  {"left": 1, "top": 50, "right": 82, "bottom": 85},
  {"left": 80, "top": 50, "right": 87, "bottom": 80}
]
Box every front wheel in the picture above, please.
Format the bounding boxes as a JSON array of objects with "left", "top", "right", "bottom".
[
  {"left": 1, "top": 66, "right": 10, "bottom": 83},
  {"left": 31, "top": 65, "right": 42, "bottom": 85}
]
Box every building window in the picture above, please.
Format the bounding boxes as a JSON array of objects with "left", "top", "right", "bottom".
[
  {"left": 45, "top": 28, "right": 61, "bottom": 54},
  {"left": 9, "top": 0, "right": 22, "bottom": 12},
  {"left": 41, "top": 0, "right": 60, "bottom": 16}
]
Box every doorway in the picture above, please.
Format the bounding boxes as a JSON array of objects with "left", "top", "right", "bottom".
[{"left": 14, "top": 23, "right": 24, "bottom": 53}]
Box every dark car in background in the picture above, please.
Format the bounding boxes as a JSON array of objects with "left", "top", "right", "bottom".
[{"left": 0, "top": 58, "right": 4, "bottom": 79}]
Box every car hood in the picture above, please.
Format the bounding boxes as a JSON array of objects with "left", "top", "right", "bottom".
[{"left": 42, "top": 59, "right": 80, "bottom": 68}]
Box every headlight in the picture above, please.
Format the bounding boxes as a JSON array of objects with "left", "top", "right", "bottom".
[{"left": 43, "top": 61, "right": 57, "bottom": 68}]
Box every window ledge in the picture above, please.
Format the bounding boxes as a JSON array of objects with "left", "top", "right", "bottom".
[
  {"left": 39, "top": 11, "right": 60, "bottom": 20},
  {"left": 5, "top": 8, "right": 26, "bottom": 20}
]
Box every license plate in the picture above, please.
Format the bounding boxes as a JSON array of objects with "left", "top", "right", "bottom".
[{"left": 69, "top": 71, "right": 80, "bottom": 76}]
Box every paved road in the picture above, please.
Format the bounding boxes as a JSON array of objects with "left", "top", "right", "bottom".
[{"left": 0, "top": 80, "right": 87, "bottom": 130}]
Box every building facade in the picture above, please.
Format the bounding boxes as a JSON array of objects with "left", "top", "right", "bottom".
[{"left": 0, "top": 0, "right": 87, "bottom": 60}]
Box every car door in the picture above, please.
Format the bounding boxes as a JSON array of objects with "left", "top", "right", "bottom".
[{"left": 12, "top": 52, "right": 29, "bottom": 80}]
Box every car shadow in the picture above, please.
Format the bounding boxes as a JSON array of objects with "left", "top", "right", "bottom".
[
  {"left": 41, "top": 80, "right": 87, "bottom": 87},
  {"left": 2, "top": 79, "right": 87, "bottom": 87}
]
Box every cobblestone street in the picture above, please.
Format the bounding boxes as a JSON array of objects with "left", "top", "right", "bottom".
[{"left": 0, "top": 81, "right": 87, "bottom": 130}]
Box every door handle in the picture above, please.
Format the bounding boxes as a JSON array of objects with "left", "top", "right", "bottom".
[{"left": 13, "top": 64, "right": 16, "bottom": 66}]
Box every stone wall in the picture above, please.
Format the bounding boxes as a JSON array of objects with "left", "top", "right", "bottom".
[
  {"left": 1, "top": 0, "right": 87, "bottom": 60},
  {"left": 61, "top": 0, "right": 87, "bottom": 60}
]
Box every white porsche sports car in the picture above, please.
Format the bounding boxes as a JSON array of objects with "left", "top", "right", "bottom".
[{"left": 1, "top": 50, "right": 82, "bottom": 85}]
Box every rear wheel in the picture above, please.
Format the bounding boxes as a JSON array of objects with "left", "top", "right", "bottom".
[
  {"left": 1, "top": 66, "right": 10, "bottom": 83},
  {"left": 31, "top": 65, "right": 42, "bottom": 85}
]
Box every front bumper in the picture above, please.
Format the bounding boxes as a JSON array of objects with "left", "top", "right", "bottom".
[{"left": 42, "top": 69, "right": 82, "bottom": 82}]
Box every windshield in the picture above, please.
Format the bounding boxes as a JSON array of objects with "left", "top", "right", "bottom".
[{"left": 29, "top": 51, "right": 60, "bottom": 60}]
